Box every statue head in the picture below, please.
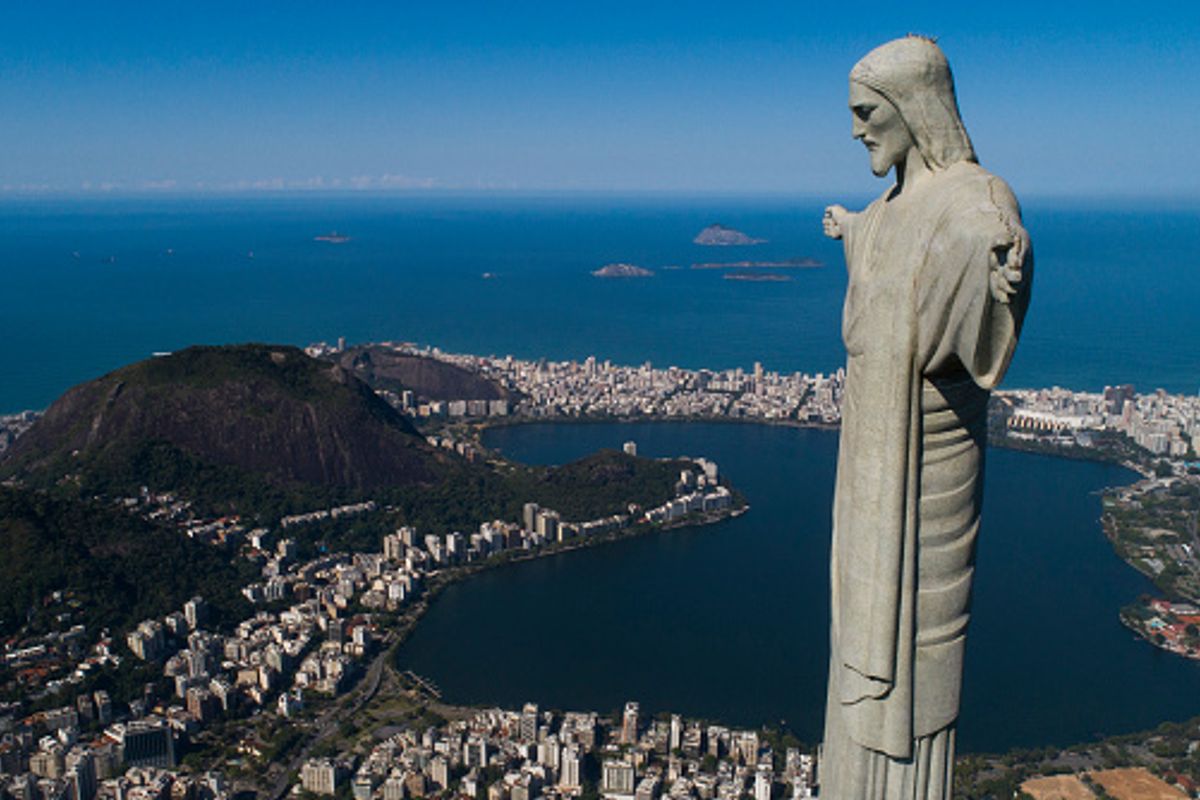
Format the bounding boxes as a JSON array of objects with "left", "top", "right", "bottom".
[{"left": 849, "top": 36, "right": 976, "bottom": 175}]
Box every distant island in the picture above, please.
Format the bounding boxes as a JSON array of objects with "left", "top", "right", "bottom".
[
  {"left": 693, "top": 223, "right": 766, "bottom": 246},
  {"left": 314, "top": 231, "right": 351, "bottom": 243},
  {"left": 724, "top": 272, "right": 793, "bottom": 282},
  {"left": 592, "top": 263, "right": 654, "bottom": 278},
  {"left": 693, "top": 258, "right": 823, "bottom": 270}
]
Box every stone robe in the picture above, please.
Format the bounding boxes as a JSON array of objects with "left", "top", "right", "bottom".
[{"left": 821, "top": 160, "right": 1031, "bottom": 798}]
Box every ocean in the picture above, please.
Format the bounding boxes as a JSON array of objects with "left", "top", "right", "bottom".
[{"left": 1, "top": 193, "right": 1197, "bottom": 413}]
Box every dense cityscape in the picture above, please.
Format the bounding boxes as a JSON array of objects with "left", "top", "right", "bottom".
[
  {"left": 7, "top": 344, "right": 1198, "bottom": 468},
  {"left": 300, "top": 342, "right": 1199, "bottom": 469},
  {"left": 2, "top": 342, "right": 1199, "bottom": 800},
  {"left": 0, "top": 493, "right": 745, "bottom": 800},
  {"left": 319, "top": 702, "right": 816, "bottom": 800},
  {"left": 0, "top": 383, "right": 737, "bottom": 800}
]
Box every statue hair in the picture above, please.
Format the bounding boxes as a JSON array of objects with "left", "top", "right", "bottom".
[{"left": 850, "top": 36, "right": 977, "bottom": 170}]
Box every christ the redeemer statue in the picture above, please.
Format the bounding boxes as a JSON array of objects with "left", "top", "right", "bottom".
[{"left": 819, "top": 36, "right": 1032, "bottom": 799}]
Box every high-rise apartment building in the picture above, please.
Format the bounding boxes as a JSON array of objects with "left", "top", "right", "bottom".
[{"left": 621, "top": 701, "right": 640, "bottom": 745}]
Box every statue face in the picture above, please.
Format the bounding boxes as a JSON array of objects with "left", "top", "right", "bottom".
[{"left": 849, "top": 81, "right": 914, "bottom": 178}]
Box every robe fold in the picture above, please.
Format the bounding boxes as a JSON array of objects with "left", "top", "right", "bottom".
[{"left": 821, "top": 160, "right": 1032, "bottom": 799}]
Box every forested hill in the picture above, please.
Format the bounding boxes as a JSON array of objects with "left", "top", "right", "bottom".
[
  {"left": 0, "top": 486, "right": 251, "bottom": 639},
  {"left": 1, "top": 344, "right": 448, "bottom": 497}
]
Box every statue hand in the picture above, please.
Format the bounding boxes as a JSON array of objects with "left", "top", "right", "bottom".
[
  {"left": 988, "top": 231, "right": 1027, "bottom": 304},
  {"left": 823, "top": 205, "right": 849, "bottom": 240}
]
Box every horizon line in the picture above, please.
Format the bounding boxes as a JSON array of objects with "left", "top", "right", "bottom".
[{"left": 0, "top": 186, "right": 1197, "bottom": 205}]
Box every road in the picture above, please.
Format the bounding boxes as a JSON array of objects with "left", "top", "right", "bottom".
[{"left": 262, "top": 629, "right": 396, "bottom": 800}]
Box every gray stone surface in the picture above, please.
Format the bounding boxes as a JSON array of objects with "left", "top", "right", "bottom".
[{"left": 818, "top": 36, "right": 1033, "bottom": 799}]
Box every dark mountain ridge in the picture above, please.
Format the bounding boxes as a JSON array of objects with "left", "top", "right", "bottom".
[
  {"left": 1, "top": 344, "right": 444, "bottom": 493},
  {"left": 332, "top": 346, "right": 510, "bottom": 402}
]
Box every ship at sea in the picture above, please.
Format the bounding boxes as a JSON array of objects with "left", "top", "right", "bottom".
[{"left": 314, "top": 231, "right": 351, "bottom": 243}]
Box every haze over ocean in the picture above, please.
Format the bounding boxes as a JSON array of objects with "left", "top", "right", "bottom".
[{"left": 1, "top": 195, "right": 1197, "bottom": 414}]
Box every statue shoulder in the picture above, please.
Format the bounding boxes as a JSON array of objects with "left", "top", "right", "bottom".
[
  {"left": 934, "top": 163, "right": 1027, "bottom": 247},
  {"left": 941, "top": 162, "right": 1023, "bottom": 219}
]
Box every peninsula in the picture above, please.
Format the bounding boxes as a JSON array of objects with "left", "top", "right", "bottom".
[{"left": 1107, "top": 475, "right": 1200, "bottom": 658}]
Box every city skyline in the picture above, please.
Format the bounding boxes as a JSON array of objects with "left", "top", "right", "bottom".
[{"left": 2, "top": 1, "right": 1197, "bottom": 198}]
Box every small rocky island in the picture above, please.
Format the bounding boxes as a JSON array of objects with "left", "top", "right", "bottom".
[
  {"left": 693, "top": 223, "right": 766, "bottom": 246},
  {"left": 693, "top": 258, "right": 822, "bottom": 270},
  {"left": 724, "top": 271, "right": 792, "bottom": 282},
  {"left": 592, "top": 263, "right": 654, "bottom": 278}
]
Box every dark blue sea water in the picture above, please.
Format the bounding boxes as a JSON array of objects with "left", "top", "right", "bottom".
[
  {"left": 3, "top": 195, "right": 1198, "bottom": 752},
  {"left": 1, "top": 194, "right": 1198, "bottom": 413},
  {"left": 394, "top": 422, "right": 1194, "bottom": 754}
]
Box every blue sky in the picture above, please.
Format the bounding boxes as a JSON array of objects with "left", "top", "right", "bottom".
[{"left": 1, "top": 1, "right": 1196, "bottom": 197}]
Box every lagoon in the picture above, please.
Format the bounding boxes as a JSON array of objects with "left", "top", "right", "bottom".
[{"left": 397, "top": 421, "right": 1200, "bottom": 754}]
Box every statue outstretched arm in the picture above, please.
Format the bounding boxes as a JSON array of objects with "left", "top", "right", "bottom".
[
  {"left": 915, "top": 172, "right": 1033, "bottom": 390},
  {"left": 823, "top": 204, "right": 858, "bottom": 241}
]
